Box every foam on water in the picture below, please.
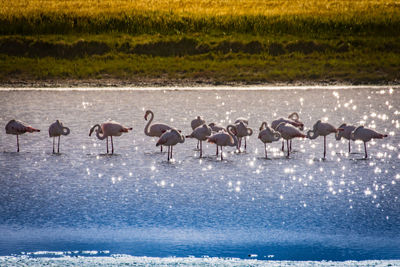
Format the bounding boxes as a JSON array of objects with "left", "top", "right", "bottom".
[{"left": 0, "top": 87, "right": 399, "bottom": 261}]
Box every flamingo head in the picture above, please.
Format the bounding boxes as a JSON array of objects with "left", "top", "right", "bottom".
[{"left": 144, "top": 110, "right": 151, "bottom": 120}]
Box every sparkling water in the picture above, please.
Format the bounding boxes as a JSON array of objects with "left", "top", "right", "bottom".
[{"left": 0, "top": 86, "right": 399, "bottom": 264}]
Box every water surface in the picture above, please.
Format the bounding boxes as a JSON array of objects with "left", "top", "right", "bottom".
[{"left": 0, "top": 86, "right": 399, "bottom": 261}]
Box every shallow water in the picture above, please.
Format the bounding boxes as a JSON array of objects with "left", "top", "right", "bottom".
[{"left": 0, "top": 86, "right": 399, "bottom": 261}]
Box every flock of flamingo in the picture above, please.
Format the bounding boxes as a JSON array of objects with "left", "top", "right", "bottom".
[{"left": 5, "top": 110, "right": 388, "bottom": 161}]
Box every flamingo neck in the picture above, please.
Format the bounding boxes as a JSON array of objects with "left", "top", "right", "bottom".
[
  {"left": 144, "top": 111, "right": 154, "bottom": 136},
  {"left": 227, "top": 125, "right": 238, "bottom": 147}
]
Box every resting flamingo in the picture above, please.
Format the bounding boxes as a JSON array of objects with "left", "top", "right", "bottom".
[
  {"left": 186, "top": 124, "right": 212, "bottom": 158},
  {"left": 307, "top": 120, "right": 343, "bottom": 159},
  {"left": 350, "top": 126, "right": 388, "bottom": 158},
  {"left": 207, "top": 125, "right": 238, "bottom": 160},
  {"left": 144, "top": 110, "right": 172, "bottom": 152},
  {"left": 335, "top": 123, "right": 356, "bottom": 153},
  {"left": 233, "top": 121, "right": 253, "bottom": 152},
  {"left": 156, "top": 129, "right": 185, "bottom": 161},
  {"left": 208, "top": 122, "right": 226, "bottom": 133},
  {"left": 89, "top": 121, "right": 132, "bottom": 154},
  {"left": 271, "top": 114, "right": 304, "bottom": 152},
  {"left": 276, "top": 122, "right": 306, "bottom": 158},
  {"left": 5, "top": 119, "right": 40, "bottom": 152},
  {"left": 49, "top": 120, "right": 70, "bottom": 154},
  {"left": 258, "top": 122, "right": 281, "bottom": 158},
  {"left": 191, "top": 116, "right": 206, "bottom": 149}
]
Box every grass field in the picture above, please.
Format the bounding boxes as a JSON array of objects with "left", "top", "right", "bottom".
[{"left": 0, "top": 0, "right": 399, "bottom": 85}]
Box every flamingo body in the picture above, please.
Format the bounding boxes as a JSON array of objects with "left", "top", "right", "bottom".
[
  {"left": 233, "top": 121, "right": 253, "bottom": 151},
  {"left": 49, "top": 120, "right": 70, "bottom": 154},
  {"left": 335, "top": 123, "right": 356, "bottom": 153},
  {"left": 276, "top": 122, "right": 305, "bottom": 157},
  {"left": 258, "top": 122, "right": 281, "bottom": 158},
  {"left": 89, "top": 121, "right": 132, "bottom": 154},
  {"left": 186, "top": 124, "right": 212, "bottom": 157},
  {"left": 208, "top": 122, "right": 226, "bottom": 133},
  {"left": 307, "top": 120, "right": 342, "bottom": 159},
  {"left": 5, "top": 119, "right": 40, "bottom": 152},
  {"left": 191, "top": 116, "right": 206, "bottom": 130},
  {"left": 350, "top": 126, "right": 388, "bottom": 158},
  {"left": 207, "top": 125, "right": 238, "bottom": 160},
  {"left": 156, "top": 129, "right": 185, "bottom": 161}
]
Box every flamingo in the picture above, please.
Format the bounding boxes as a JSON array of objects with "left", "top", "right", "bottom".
[
  {"left": 207, "top": 125, "right": 238, "bottom": 160},
  {"left": 156, "top": 129, "right": 185, "bottom": 161},
  {"left": 235, "top": 118, "right": 249, "bottom": 125},
  {"left": 350, "top": 126, "right": 388, "bottom": 158},
  {"left": 144, "top": 110, "right": 172, "bottom": 152},
  {"left": 307, "top": 120, "right": 343, "bottom": 159},
  {"left": 335, "top": 123, "right": 356, "bottom": 153},
  {"left": 233, "top": 121, "right": 253, "bottom": 152},
  {"left": 208, "top": 122, "right": 226, "bottom": 133},
  {"left": 276, "top": 122, "right": 306, "bottom": 157},
  {"left": 5, "top": 119, "right": 40, "bottom": 152},
  {"left": 258, "top": 122, "right": 281, "bottom": 158},
  {"left": 89, "top": 121, "right": 132, "bottom": 154},
  {"left": 186, "top": 124, "right": 212, "bottom": 158},
  {"left": 48, "top": 120, "right": 70, "bottom": 154},
  {"left": 191, "top": 116, "right": 206, "bottom": 149},
  {"left": 271, "top": 114, "right": 304, "bottom": 152}
]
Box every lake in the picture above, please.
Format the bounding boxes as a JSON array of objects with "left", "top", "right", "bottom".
[{"left": 0, "top": 86, "right": 399, "bottom": 265}]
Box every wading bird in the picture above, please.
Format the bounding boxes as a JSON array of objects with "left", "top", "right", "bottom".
[
  {"left": 350, "top": 126, "right": 388, "bottom": 158},
  {"left": 307, "top": 120, "right": 343, "bottom": 159},
  {"left": 258, "top": 122, "right": 281, "bottom": 158},
  {"left": 207, "top": 125, "right": 238, "bottom": 160},
  {"left": 233, "top": 121, "right": 253, "bottom": 152},
  {"left": 49, "top": 120, "right": 70, "bottom": 154},
  {"left": 186, "top": 124, "right": 212, "bottom": 158},
  {"left": 156, "top": 129, "right": 185, "bottom": 161},
  {"left": 89, "top": 121, "right": 132, "bottom": 154},
  {"left": 144, "top": 110, "right": 172, "bottom": 152},
  {"left": 271, "top": 115, "right": 304, "bottom": 151},
  {"left": 208, "top": 122, "right": 226, "bottom": 133},
  {"left": 276, "top": 122, "right": 306, "bottom": 158},
  {"left": 190, "top": 116, "right": 206, "bottom": 149},
  {"left": 5, "top": 119, "right": 40, "bottom": 152},
  {"left": 335, "top": 123, "right": 356, "bottom": 153}
]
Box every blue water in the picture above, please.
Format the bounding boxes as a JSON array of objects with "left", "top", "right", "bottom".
[{"left": 0, "top": 86, "right": 399, "bottom": 262}]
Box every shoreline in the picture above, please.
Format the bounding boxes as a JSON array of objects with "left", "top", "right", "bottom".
[{"left": 1, "top": 78, "right": 399, "bottom": 88}]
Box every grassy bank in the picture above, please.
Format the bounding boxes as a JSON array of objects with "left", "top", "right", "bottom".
[{"left": 0, "top": 0, "right": 399, "bottom": 85}]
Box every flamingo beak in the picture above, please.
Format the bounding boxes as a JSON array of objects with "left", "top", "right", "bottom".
[{"left": 337, "top": 128, "right": 344, "bottom": 132}]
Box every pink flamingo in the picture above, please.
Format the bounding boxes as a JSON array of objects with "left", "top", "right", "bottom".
[
  {"left": 5, "top": 119, "right": 40, "bottom": 152},
  {"left": 307, "top": 120, "right": 343, "bottom": 159},
  {"left": 186, "top": 124, "right": 212, "bottom": 158},
  {"left": 233, "top": 121, "right": 253, "bottom": 152},
  {"left": 207, "top": 125, "right": 238, "bottom": 160},
  {"left": 156, "top": 129, "right": 185, "bottom": 161},
  {"left": 276, "top": 122, "right": 306, "bottom": 158},
  {"left": 335, "top": 123, "right": 356, "bottom": 153},
  {"left": 271, "top": 113, "right": 304, "bottom": 151},
  {"left": 258, "top": 122, "right": 281, "bottom": 158},
  {"left": 144, "top": 110, "right": 172, "bottom": 152},
  {"left": 350, "top": 126, "right": 388, "bottom": 158},
  {"left": 49, "top": 120, "right": 70, "bottom": 154},
  {"left": 191, "top": 116, "right": 206, "bottom": 149},
  {"left": 89, "top": 121, "right": 132, "bottom": 154}
]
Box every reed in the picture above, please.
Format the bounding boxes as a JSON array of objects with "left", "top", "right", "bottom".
[{"left": 1, "top": 0, "right": 399, "bottom": 35}]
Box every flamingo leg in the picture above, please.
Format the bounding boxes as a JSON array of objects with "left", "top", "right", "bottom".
[
  {"left": 290, "top": 140, "right": 292, "bottom": 152},
  {"left": 364, "top": 141, "right": 368, "bottom": 159},
  {"left": 245, "top": 137, "right": 247, "bottom": 150},
  {"left": 111, "top": 136, "right": 114, "bottom": 154},
  {"left": 17, "top": 135, "right": 19, "bottom": 152},
  {"left": 199, "top": 140, "right": 202, "bottom": 158},
  {"left": 216, "top": 145, "right": 219, "bottom": 156},
  {"left": 106, "top": 137, "right": 109, "bottom": 154},
  {"left": 348, "top": 139, "right": 351, "bottom": 153},
  {"left": 171, "top": 145, "right": 173, "bottom": 159},
  {"left": 323, "top": 136, "right": 326, "bottom": 159},
  {"left": 265, "top": 143, "right": 267, "bottom": 159},
  {"left": 281, "top": 140, "right": 284, "bottom": 152},
  {"left": 167, "top": 146, "right": 170, "bottom": 161},
  {"left": 287, "top": 139, "right": 290, "bottom": 158},
  {"left": 58, "top": 136, "right": 60, "bottom": 153},
  {"left": 197, "top": 140, "right": 200, "bottom": 150},
  {"left": 220, "top": 146, "right": 223, "bottom": 160},
  {"left": 160, "top": 145, "right": 163, "bottom": 153},
  {"left": 52, "top": 136, "right": 55, "bottom": 154}
]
